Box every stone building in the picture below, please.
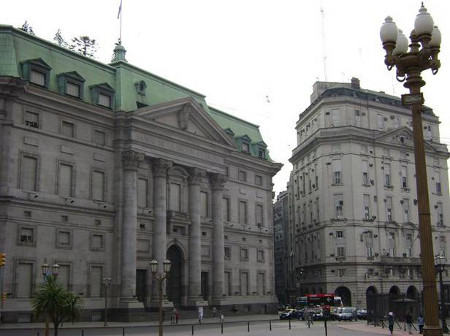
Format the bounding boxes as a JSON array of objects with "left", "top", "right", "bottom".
[
  {"left": 0, "top": 25, "right": 281, "bottom": 322},
  {"left": 287, "top": 78, "right": 450, "bottom": 311}
]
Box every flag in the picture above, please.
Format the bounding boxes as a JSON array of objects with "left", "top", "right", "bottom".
[{"left": 117, "top": 0, "right": 122, "bottom": 19}]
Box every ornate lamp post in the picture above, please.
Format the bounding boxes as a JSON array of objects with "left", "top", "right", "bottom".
[
  {"left": 380, "top": 4, "right": 442, "bottom": 336},
  {"left": 150, "top": 259, "right": 172, "bottom": 336},
  {"left": 41, "top": 260, "right": 60, "bottom": 336},
  {"left": 102, "top": 277, "right": 112, "bottom": 327},
  {"left": 435, "top": 255, "right": 448, "bottom": 333}
]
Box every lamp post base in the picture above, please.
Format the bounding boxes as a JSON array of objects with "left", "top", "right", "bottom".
[{"left": 423, "top": 326, "right": 443, "bottom": 336}]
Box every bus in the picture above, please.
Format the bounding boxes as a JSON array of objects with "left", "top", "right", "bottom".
[{"left": 296, "top": 294, "right": 343, "bottom": 310}]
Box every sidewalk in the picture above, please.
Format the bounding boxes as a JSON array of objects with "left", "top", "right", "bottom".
[{"left": 339, "top": 322, "right": 421, "bottom": 335}]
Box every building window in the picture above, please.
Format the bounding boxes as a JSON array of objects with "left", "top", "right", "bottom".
[
  {"left": 18, "top": 226, "right": 35, "bottom": 245},
  {"left": 336, "top": 246, "right": 346, "bottom": 257},
  {"left": 257, "top": 249, "right": 265, "bottom": 262},
  {"left": 56, "top": 229, "right": 72, "bottom": 249},
  {"left": 332, "top": 160, "right": 342, "bottom": 185},
  {"left": 224, "top": 246, "right": 231, "bottom": 260},
  {"left": 24, "top": 111, "right": 39, "bottom": 128},
  {"left": 61, "top": 121, "right": 75, "bottom": 138},
  {"left": 169, "top": 183, "right": 181, "bottom": 212},
  {"left": 337, "top": 269, "right": 346, "bottom": 277},
  {"left": 240, "top": 247, "right": 248, "bottom": 261},
  {"left": 334, "top": 194, "right": 343, "bottom": 218},
  {"left": 402, "top": 199, "right": 409, "bottom": 222},
  {"left": 401, "top": 166, "right": 408, "bottom": 188},
  {"left": 435, "top": 173, "right": 442, "bottom": 195},
  {"left": 363, "top": 194, "right": 370, "bottom": 220},
  {"left": 21, "top": 58, "right": 51, "bottom": 88},
  {"left": 331, "top": 109, "right": 340, "bottom": 126},
  {"left": 386, "top": 196, "right": 393, "bottom": 222},
  {"left": 362, "top": 161, "right": 369, "bottom": 185},
  {"left": 241, "top": 142, "right": 250, "bottom": 153},
  {"left": 57, "top": 71, "right": 85, "bottom": 99},
  {"left": 90, "top": 233, "right": 105, "bottom": 251},
  {"left": 388, "top": 232, "right": 396, "bottom": 256},
  {"left": 436, "top": 202, "right": 444, "bottom": 226},
  {"left": 223, "top": 197, "right": 230, "bottom": 221},
  {"left": 94, "top": 130, "right": 106, "bottom": 146},
  {"left": 90, "top": 83, "right": 115, "bottom": 109},
  {"left": 336, "top": 230, "right": 344, "bottom": 238},
  {"left": 258, "top": 149, "right": 265, "bottom": 159},
  {"left": 59, "top": 163, "right": 74, "bottom": 197},
  {"left": 256, "top": 204, "right": 263, "bottom": 227},
  {"left": 238, "top": 170, "right": 247, "bottom": 182},
  {"left": 255, "top": 175, "right": 263, "bottom": 186},
  {"left": 239, "top": 200, "right": 247, "bottom": 224},
  {"left": 20, "top": 154, "right": 38, "bottom": 191},
  {"left": 384, "top": 163, "right": 391, "bottom": 186},
  {"left": 16, "top": 262, "right": 33, "bottom": 298},
  {"left": 92, "top": 170, "right": 105, "bottom": 201}
]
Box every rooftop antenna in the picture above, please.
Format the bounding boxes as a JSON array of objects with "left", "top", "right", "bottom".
[
  {"left": 117, "top": 0, "right": 123, "bottom": 44},
  {"left": 320, "top": 0, "right": 328, "bottom": 81}
]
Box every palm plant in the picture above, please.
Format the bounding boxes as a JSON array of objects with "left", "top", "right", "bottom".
[{"left": 31, "top": 276, "right": 83, "bottom": 336}]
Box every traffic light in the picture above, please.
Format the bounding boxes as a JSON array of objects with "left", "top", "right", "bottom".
[
  {"left": 0, "top": 253, "right": 5, "bottom": 267},
  {"left": 1, "top": 292, "right": 6, "bottom": 302}
]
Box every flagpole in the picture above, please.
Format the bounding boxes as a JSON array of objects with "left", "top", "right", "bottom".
[{"left": 118, "top": 0, "right": 123, "bottom": 44}]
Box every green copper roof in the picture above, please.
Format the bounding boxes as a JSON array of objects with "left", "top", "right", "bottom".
[{"left": 0, "top": 24, "right": 273, "bottom": 161}]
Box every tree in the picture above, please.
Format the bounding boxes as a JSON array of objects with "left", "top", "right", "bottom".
[
  {"left": 19, "top": 21, "right": 35, "bottom": 35},
  {"left": 31, "top": 276, "right": 83, "bottom": 336},
  {"left": 70, "top": 36, "right": 98, "bottom": 57},
  {"left": 53, "top": 29, "right": 68, "bottom": 48}
]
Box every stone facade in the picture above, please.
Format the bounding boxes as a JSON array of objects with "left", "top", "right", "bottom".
[
  {"left": 0, "top": 26, "right": 281, "bottom": 322},
  {"left": 287, "top": 78, "right": 450, "bottom": 310}
]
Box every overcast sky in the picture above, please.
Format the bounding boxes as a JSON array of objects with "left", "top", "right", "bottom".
[{"left": 1, "top": 0, "right": 449, "bottom": 197}]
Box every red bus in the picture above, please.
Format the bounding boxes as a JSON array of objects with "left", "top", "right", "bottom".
[{"left": 297, "top": 294, "right": 343, "bottom": 309}]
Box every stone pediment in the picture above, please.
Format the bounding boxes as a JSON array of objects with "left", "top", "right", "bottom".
[
  {"left": 135, "top": 97, "right": 236, "bottom": 147},
  {"left": 375, "top": 127, "right": 436, "bottom": 152}
]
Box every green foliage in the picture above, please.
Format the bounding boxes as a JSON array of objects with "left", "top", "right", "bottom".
[
  {"left": 31, "top": 276, "right": 83, "bottom": 336},
  {"left": 70, "top": 36, "right": 98, "bottom": 58},
  {"left": 53, "top": 29, "right": 68, "bottom": 48}
]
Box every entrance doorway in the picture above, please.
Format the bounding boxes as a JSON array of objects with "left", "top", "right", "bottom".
[
  {"left": 201, "top": 272, "right": 209, "bottom": 301},
  {"left": 136, "top": 269, "right": 147, "bottom": 304},
  {"left": 167, "top": 245, "right": 183, "bottom": 307}
]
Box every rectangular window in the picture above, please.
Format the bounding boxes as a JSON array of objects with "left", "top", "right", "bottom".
[
  {"left": 92, "top": 170, "right": 105, "bottom": 201},
  {"left": 90, "top": 265, "right": 103, "bottom": 297},
  {"left": 241, "top": 142, "right": 249, "bottom": 153},
  {"left": 224, "top": 246, "right": 231, "bottom": 259},
  {"left": 238, "top": 170, "right": 247, "bottom": 182},
  {"left": 19, "top": 227, "right": 34, "bottom": 245},
  {"left": 98, "top": 93, "right": 111, "bottom": 108},
  {"left": 363, "top": 194, "right": 370, "bottom": 220},
  {"left": 138, "top": 178, "right": 149, "bottom": 208},
  {"left": 59, "top": 163, "right": 73, "bottom": 197},
  {"left": 436, "top": 173, "right": 442, "bottom": 195},
  {"left": 355, "top": 109, "right": 361, "bottom": 127},
  {"left": 386, "top": 196, "right": 393, "bottom": 222},
  {"left": 223, "top": 197, "right": 230, "bottom": 221},
  {"left": 66, "top": 82, "right": 81, "bottom": 97},
  {"left": 402, "top": 199, "right": 409, "bottom": 222},
  {"left": 336, "top": 230, "right": 344, "bottom": 238},
  {"left": 388, "top": 232, "right": 395, "bottom": 256},
  {"left": 240, "top": 271, "right": 249, "bottom": 295},
  {"left": 170, "top": 183, "right": 181, "bottom": 212},
  {"left": 240, "top": 247, "right": 248, "bottom": 261},
  {"left": 384, "top": 163, "right": 391, "bottom": 186},
  {"left": 255, "top": 175, "right": 262, "bottom": 186},
  {"left": 336, "top": 246, "right": 346, "bottom": 257},
  {"left": 316, "top": 198, "right": 320, "bottom": 222},
  {"left": 331, "top": 109, "right": 340, "bottom": 126},
  {"left": 362, "top": 161, "right": 369, "bottom": 185},
  {"left": 16, "top": 262, "right": 33, "bottom": 298},
  {"left": 257, "top": 249, "right": 265, "bottom": 262},
  {"left": 57, "top": 230, "right": 72, "bottom": 249},
  {"left": 256, "top": 204, "right": 263, "bottom": 227},
  {"left": 61, "top": 121, "right": 74, "bottom": 138},
  {"left": 30, "top": 70, "right": 46, "bottom": 86},
  {"left": 200, "top": 191, "right": 208, "bottom": 217},
  {"left": 94, "top": 130, "right": 106, "bottom": 146},
  {"left": 436, "top": 203, "right": 444, "bottom": 226},
  {"left": 239, "top": 200, "right": 247, "bottom": 224},
  {"left": 90, "top": 233, "right": 104, "bottom": 250},
  {"left": 21, "top": 155, "right": 38, "bottom": 191},
  {"left": 258, "top": 149, "right": 265, "bottom": 159},
  {"left": 334, "top": 194, "right": 343, "bottom": 218},
  {"left": 25, "top": 111, "right": 39, "bottom": 128},
  {"left": 337, "top": 269, "right": 346, "bottom": 277},
  {"left": 401, "top": 166, "right": 408, "bottom": 188},
  {"left": 332, "top": 160, "right": 342, "bottom": 184}
]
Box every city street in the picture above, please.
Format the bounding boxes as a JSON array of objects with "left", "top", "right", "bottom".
[{"left": 0, "top": 317, "right": 423, "bottom": 336}]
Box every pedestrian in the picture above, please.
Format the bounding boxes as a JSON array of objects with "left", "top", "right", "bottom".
[
  {"left": 220, "top": 312, "right": 224, "bottom": 323},
  {"left": 418, "top": 314, "right": 424, "bottom": 334},
  {"left": 212, "top": 306, "right": 217, "bottom": 318},
  {"left": 170, "top": 309, "right": 175, "bottom": 324},
  {"left": 175, "top": 308, "right": 179, "bottom": 324},
  {"left": 406, "top": 312, "right": 413, "bottom": 334},
  {"left": 388, "top": 312, "right": 394, "bottom": 335},
  {"left": 198, "top": 306, "right": 204, "bottom": 324}
]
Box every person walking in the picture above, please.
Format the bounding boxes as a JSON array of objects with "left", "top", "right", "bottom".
[
  {"left": 388, "top": 312, "right": 395, "bottom": 335},
  {"left": 212, "top": 306, "right": 217, "bottom": 318},
  {"left": 198, "top": 306, "right": 204, "bottom": 324},
  {"left": 405, "top": 312, "right": 413, "bottom": 334},
  {"left": 220, "top": 312, "right": 224, "bottom": 323},
  {"left": 418, "top": 314, "right": 424, "bottom": 334}
]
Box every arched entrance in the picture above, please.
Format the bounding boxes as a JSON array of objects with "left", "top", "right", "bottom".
[
  {"left": 366, "top": 286, "right": 379, "bottom": 321},
  {"left": 335, "top": 286, "right": 352, "bottom": 306},
  {"left": 166, "top": 245, "right": 183, "bottom": 307}
]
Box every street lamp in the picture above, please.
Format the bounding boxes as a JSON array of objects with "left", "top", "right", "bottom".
[
  {"left": 150, "top": 259, "right": 172, "bottom": 336},
  {"left": 102, "top": 277, "right": 112, "bottom": 327},
  {"left": 380, "top": 4, "right": 442, "bottom": 336},
  {"left": 41, "top": 259, "right": 59, "bottom": 336},
  {"left": 435, "top": 255, "right": 448, "bottom": 333}
]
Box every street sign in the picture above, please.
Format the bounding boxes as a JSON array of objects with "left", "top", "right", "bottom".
[{"left": 401, "top": 93, "right": 424, "bottom": 106}]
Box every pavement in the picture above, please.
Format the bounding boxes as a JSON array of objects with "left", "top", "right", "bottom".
[{"left": 0, "top": 315, "right": 431, "bottom": 335}]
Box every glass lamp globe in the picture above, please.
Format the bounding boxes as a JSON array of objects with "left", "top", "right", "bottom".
[
  {"left": 380, "top": 16, "right": 398, "bottom": 43},
  {"left": 414, "top": 5, "right": 434, "bottom": 36}
]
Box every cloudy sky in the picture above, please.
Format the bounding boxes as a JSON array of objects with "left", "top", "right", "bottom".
[{"left": 1, "top": 0, "right": 448, "bottom": 196}]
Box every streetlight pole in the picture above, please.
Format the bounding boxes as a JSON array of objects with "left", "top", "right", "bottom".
[
  {"left": 41, "top": 259, "right": 60, "bottom": 336},
  {"left": 380, "top": 4, "right": 442, "bottom": 336},
  {"left": 102, "top": 277, "right": 111, "bottom": 327},
  {"left": 435, "top": 255, "right": 448, "bottom": 333},
  {"left": 150, "top": 259, "right": 172, "bottom": 336}
]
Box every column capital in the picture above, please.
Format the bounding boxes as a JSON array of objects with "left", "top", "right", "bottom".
[
  {"left": 152, "top": 158, "right": 173, "bottom": 178},
  {"left": 210, "top": 173, "right": 227, "bottom": 190},
  {"left": 188, "top": 167, "right": 206, "bottom": 185},
  {"left": 122, "top": 150, "right": 144, "bottom": 170}
]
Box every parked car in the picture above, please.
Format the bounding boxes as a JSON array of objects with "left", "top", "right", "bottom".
[
  {"left": 279, "top": 309, "right": 295, "bottom": 320},
  {"left": 356, "top": 309, "right": 368, "bottom": 319},
  {"left": 336, "top": 307, "right": 357, "bottom": 321}
]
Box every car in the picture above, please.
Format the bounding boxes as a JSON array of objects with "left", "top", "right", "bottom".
[
  {"left": 280, "top": 308, "right": 304, "bottom": 320},
  {"left": 336, "top": 307, "right": 357, "bottom": 321},
  {"left": 356, "top": 309, "right": 368, "bottom": 319}
]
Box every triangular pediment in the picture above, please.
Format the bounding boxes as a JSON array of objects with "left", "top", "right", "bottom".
[
  {"left": 375, "top": 127, "right": 436, "bottom": 152},
  {"left": 135, "top": 97, "right": 236, "bottom": 147}
]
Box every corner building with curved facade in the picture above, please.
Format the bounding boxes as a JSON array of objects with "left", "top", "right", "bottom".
[{"left": 0, "top": 25, "right": 281, "bottom": 322}]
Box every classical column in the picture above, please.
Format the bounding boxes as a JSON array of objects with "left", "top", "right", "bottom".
[
  {"left": 120, "top": 150, "right": 144, "bottom": 301},
  {"left": 151, "top": 159, "right": 172, "bottom": 301},
  {"left": 188, "top": 167, "right": 205, "bottom": 305},
  {"left": 210, "top": 173, "right": 226, "bottom": 302}
]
